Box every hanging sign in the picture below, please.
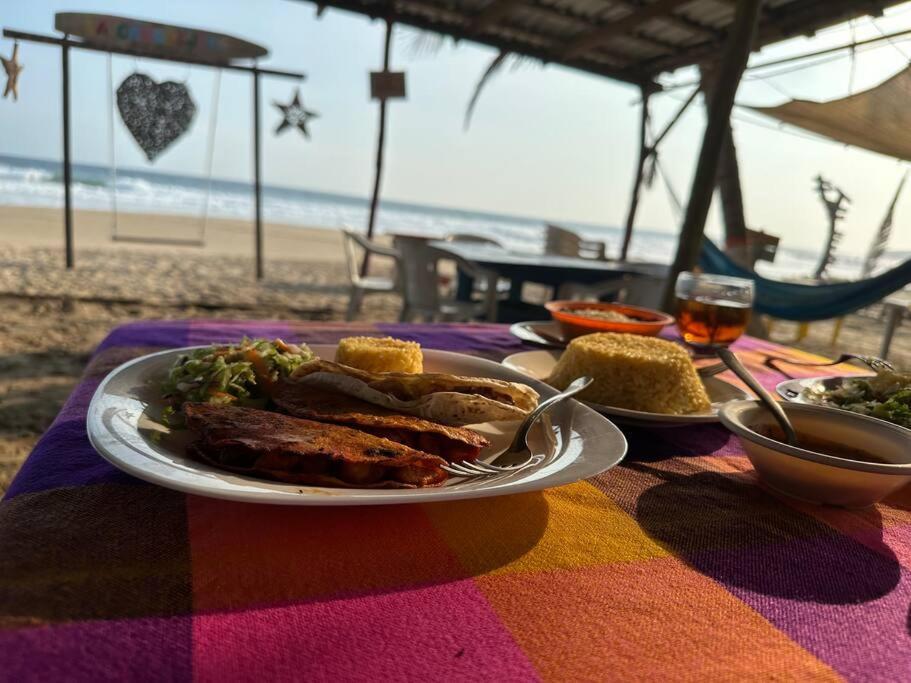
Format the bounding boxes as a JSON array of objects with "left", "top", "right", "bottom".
[
  {"left": 370, "top": 71, "right": 406, "bottom": 100},
  {"left": 54, "top": 13, "right": 268, "bottom": 64}
]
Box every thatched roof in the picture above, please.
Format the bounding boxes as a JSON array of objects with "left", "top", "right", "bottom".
[{"left": 305, "top": 0, "right": 905, "bottom": 87}]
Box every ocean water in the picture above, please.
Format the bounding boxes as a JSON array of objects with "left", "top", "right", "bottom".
[{"left": 0, "top": 153, "right": 897, "bottom": 280}]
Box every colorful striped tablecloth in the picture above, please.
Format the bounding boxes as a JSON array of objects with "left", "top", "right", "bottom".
[{"left": 2, "top": 320, "right": 909, "bottom": 681}]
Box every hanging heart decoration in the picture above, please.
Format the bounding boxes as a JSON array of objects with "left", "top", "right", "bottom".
[{"left": 116, "top": 73, "right": 196, "bottom": 162}]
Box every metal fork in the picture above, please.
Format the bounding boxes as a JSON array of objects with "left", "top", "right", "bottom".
[
  {"left": 764, "top": 353, "right": 895, "bottom": 375},
  {"left": 442, "top": 376, "right": 594, "bottom": 478}
]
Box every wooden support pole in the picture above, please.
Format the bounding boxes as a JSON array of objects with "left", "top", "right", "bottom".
[
  {"left": 253, "top": 69, "right": 263, "bottom": 280},
  {"left": 717, "top": 123, "right": 748, "bottom": 263},
  {"left": 620, "top": 88, "right": 650, "bottom": 261},
  {"left": 660, "top": 0, "right": 762, "bottom": 311},
  {"left": 621, "top": 86, "right": 697, "bottom": 261},
  {"left": 362, "top": 19, "right": 393, "bottom": 275},
  {"left": 3, "top": 29, "right": 306, "bottom": 80},
  {"left": 5, "top": 29, "right": 304, "bottom": 279},
  {"left": 61, "top": 42, "right": 74, "bottom": 269},
  {"left": 701, "top": 63, "right": 749, "bottom": 266}
]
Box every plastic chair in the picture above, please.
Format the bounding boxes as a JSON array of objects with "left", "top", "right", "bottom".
[
  {"left": 445, "top": 233, "right": 512, "bottom": 299},
  {"left": 545, "top": 224, "right": 607, "bottom": 260},
  {"left": 341, "top": 229, "right": 401, "bottom": 321},
  {"left": 445, "top": 233, "right": 502, "bottom": 247},
  {"left": 394, "top": 236, "right": 490, "bottom": 322}
]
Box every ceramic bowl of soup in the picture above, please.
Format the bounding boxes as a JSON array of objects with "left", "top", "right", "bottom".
[{"left": 719, "top": 400, "right": 911, "bottom": 508}]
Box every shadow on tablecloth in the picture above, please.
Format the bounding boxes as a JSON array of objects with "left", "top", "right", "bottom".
[{"left": 629, "top": 464, "right": 900, "bottom": 605}]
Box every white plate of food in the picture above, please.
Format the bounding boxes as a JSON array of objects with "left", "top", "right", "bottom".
[
  {"left": 87, "top": 337, "right": 627, "bottom": 505},
  {"left": 776, "top": 370, "right": 911, "bottom": 431},
  {"left": 502, "top": 334, "right": 750, "bottom": 427}
]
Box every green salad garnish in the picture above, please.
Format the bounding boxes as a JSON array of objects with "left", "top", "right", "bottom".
[
  {"left": 161, "top": 338, "right": 314, "bottom": 423},
  {"left": 807, "top": 370, "right": 911, "bottom": 428}
]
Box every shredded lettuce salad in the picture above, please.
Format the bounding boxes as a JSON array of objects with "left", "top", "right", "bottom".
[
  {"left": 807, "top": 370, "right": 911, "bottom": 428},
  {"left": 161, "top": 338, "right": 314, "bottom": 423}
]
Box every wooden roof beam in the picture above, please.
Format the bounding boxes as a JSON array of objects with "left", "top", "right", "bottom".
[
  {"left": 650, "top": 10, "right": 720, "bottom": 40},
  {"left": 312, "top": 0, "right": 660, "bottom": 87},
  {"left": 514, "top": 1, "right": 688, "bottom": 57},
  {"left": 462, "top": 2, "right": 636, "bottom": 66},
  {"left": 559, "top": 0, "right": 695, "bottom": 61},
  {"left": 759, "top": 0, "right": 888, "bottom": 40},
  {"left": 469, "top": 0, "right": 526, "bottom": 33},
  {"left": 637, "top": 0, "right": 892, "bottom": 74}
]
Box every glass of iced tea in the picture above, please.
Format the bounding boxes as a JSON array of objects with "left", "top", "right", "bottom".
[{"left": 675, "top": 272, "right": 754, "bottom": 349}]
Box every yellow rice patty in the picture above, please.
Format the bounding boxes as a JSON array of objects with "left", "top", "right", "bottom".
[
  {"left": 546, "top": 332, "right": 711, "bottom": 414},
  {"left": 335, "top": 336, "right": 423, "bottom": 374}
]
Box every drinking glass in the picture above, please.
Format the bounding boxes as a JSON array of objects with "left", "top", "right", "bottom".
[{"left": 674, "top": 272, "right": 754, "bottom": 349}]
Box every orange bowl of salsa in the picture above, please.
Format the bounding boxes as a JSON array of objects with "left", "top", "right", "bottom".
[{"left": 544, "top": 300, "right": 674, "bottom": 339}]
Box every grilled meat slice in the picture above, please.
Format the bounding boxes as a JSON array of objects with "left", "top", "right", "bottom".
[
  {"left": 183, "top": 403, "right": 448, "bottom": 488},
  {"left": 272, "top": 382, "right": 488, "bottom": 462}
]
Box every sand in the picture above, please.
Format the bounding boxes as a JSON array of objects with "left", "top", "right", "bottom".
[
  {"left": 1, "top": 205, "right": 909, "bottom": 493},
  {"left": 0, "top": 206, "right": 351, "bottom": 260},
  {"left": 0, "top": 207, "right": 401, "bottom": 491}
]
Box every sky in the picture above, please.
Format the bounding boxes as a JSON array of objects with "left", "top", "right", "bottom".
[{"left": 2, "top": 0, "right": 911, "bottom": 256}]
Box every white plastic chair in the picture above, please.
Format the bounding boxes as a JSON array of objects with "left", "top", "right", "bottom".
[
  {"left": 445, "top": 233, "right": 512, "bottom": 299},
  {"left": 545, "top": 224, "right": 608, "bottom": 260},
  {"left": 342, "top": 229, "right": 401, "bottom": 321},
  {"left": 394, "top": 236, "right": 490, "bottom": 322},
  {"left": 445, "top": 233, "right": 501, "bottom": 247}
]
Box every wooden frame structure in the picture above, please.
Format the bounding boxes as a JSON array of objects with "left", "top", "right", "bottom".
[
  {"left": 301, "top": 0, "right": 905, "bottom": 308},
  {"left": 2, "top": 27, "right": 306, "bottom": 279},
  {"left": 305, "top": 0, "right": 900, "bottom": 90}
]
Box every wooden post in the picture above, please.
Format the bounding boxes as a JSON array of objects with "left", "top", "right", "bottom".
[
  {"left": 253, "top": 68, "right": 263, "bottom": 280},
  {"left": 620, "top": 88, "right": 650, "bottom": 262},
  {"left": 367, "top": 19, "right": 392, "bottom": 239},
  {"left": 701, "top": 64, "right": 749, "bottom": 267},
  {"left": 661, "top": 0, "right": 762, "bottom": 311},
  {"left": 362, "top": 19, "right": 393, "bottom": 276},
  {"left": 717, "top": 124, "right": 748, "bottom": 263},
  {"left": 61, "top": 42, "right": 74, "bottom": 269}
]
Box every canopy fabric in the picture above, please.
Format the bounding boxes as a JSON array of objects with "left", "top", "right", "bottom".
[
  {"left": 699, "top": 239, "right": 911, "bottom": 321},
  {"left": 750, "top": 66, "right": 911, "bottom": 162}
]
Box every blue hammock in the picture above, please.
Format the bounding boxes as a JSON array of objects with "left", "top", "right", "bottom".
[{"left": 699, "top": 239, "right": 911, "bottom": 321}]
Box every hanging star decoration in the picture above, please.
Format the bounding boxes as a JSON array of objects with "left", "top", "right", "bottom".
[
  {"left": 273, "top": 89, "right": 318, "bottom": 138},
  {"left": 1, "top": 42, "right": 23, "bottom": 101}
]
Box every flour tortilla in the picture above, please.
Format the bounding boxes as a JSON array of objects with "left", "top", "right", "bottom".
[{"left": 287, "top": 359, "right": 538, "bottom": 426}]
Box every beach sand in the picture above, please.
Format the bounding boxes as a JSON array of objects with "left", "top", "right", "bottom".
[{"left": 1, "top": 205, "right": 908, "bottom": 492}]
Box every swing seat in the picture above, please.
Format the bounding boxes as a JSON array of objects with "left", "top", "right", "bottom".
[
  {"left": 107, "top": 58, "right": 220, "bottom": 249},
  {"left": 111, "top": 234, "right": 205, "bottom": 247}
]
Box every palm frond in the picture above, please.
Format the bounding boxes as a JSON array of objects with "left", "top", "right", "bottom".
[
  {"left": 862, "top": 172, "right": 907, "bottom": 276},
  {"left": 398, "top": 27, "right": 446, "bottom": 59},
  {"left": 464, "top": 51, "right": 509, "bottom": 130}
]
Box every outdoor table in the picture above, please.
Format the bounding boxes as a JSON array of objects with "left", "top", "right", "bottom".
[
  {"left": 2, "top": 319, "right": 909, "bottom": 680},
  {"left": 429, "top": 240, "right": 669, "bottom": 321},
  {"left": 429, "top": 240, "right": 669, "bottom": 286}
]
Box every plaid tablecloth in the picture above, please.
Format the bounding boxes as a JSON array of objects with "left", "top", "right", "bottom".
[{"left": 2, "top": 320, "right": 909, "bottom": 681}]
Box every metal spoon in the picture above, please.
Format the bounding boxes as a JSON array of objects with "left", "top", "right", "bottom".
[{"left": 716, "top": 347, "right": 799, "bottom": 447}]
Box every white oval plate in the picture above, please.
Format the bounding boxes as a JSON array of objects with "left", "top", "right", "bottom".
[
  {"left": 87, "top": 344, "right": 627, "bottom": 505},
  {"left": 776, "top": 375, "right": 875, "bottom": 404},
  {"left": 502, "top": 349, "right": 750, "bottom": 427}
]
